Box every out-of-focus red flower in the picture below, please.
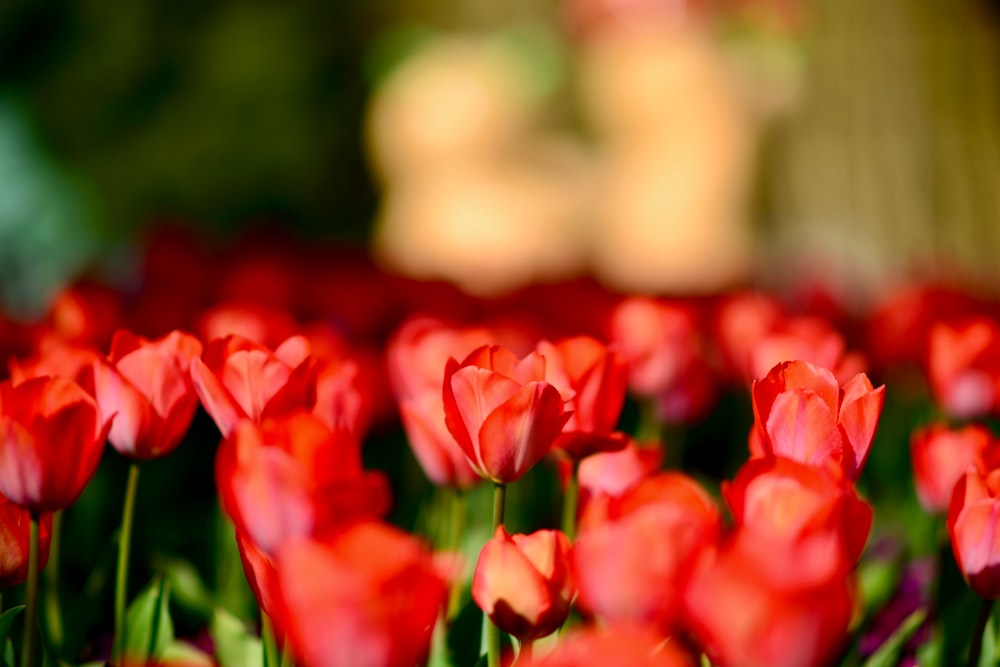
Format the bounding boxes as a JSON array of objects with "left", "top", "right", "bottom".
[
  {"left": 235, "top": 529, "right": 280, "bottom": 618},
  {"left": 0, "top": 494, "right": 52, "bottom": 588},
  {"left": 723, "top": 457, "right": 872, "bottom": 587},
  {"left": 90, "top": 330, "right": 202, "bottom": 460},
  {"left": 751, "top": 360, "right": 884, "bottom": 481},
  {"left": 609, "top": 297, "right": 716, "bottom": 423},
  {"left": 577, "top": 438, "right": 663, "bottom": 503},
  {"left": 538, "top": 336, "right": 629, "bottom": 459},
  {"left": 190, "top": 335, "right": 317, "bottom": 437},
  {"left": 522, "top": 624, "right": 696, "bottom": 666},
  {"left": 197, "top": 303, "right": 301, "bottom": 349},
  {"left": 45, "top": 282, "right": 124, "bottom": 349},
  {"left": 683, "top": 535, "right": 855, "bottom": 667},
  {"left": 926, "top": 318, "right": 1000, "bottom": 419},
  {"left": 948, "top": 465, "right": 1000, "bottom": 598},
  {"left": 472, "top": 526, "right": 574, "bottom": 641},
  {"left": 216, "top": 414, "right": 390, "bottom": 555},
  {"left": 911, "top": 423, "right": 996, "bottom": 513},
  {"left": 386, "top": 316, "right": 496, "bottom": 488},
  {"left": 443, "top": 345, "right": 570, "bottom": 484},
  {"left": 8, "top": 335, "right": 100, "bottom": 384},
  {"left": 276, "top": 521, "right": 447, "bottom": 667},
  {"left": 573, "top": 472, "right": 719, "bottom": 630},
  {"left": 0, "top": 376, "right": 109, "bottom": 513}
]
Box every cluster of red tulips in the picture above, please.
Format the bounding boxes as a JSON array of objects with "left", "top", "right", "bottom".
[{"left": 2, "top": 229, "right": 1000, "bottom": 667}]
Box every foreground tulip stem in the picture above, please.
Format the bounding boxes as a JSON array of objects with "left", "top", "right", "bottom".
[
  {"left": 20, "top": 514, "right": 40, "bottom": 667},
  {"left": 44, "top": 511, "right": 64, "bottom": 650},
  {"left": 487, "top": 483, "right": 507, "bottom": 667},
  {"left": 561, "top": 463, "right": 579, "bottom": 542},
  {"left": 969, "top": 597, "right": 995, "bottom": 667},
  {"left": 114, "top": 463, "right": 142, "bottom": 665}
]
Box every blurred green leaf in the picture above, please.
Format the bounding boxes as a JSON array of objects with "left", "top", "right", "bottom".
[
  {"left": 3, "top": 638, "right": 14, "bottom": 667},
  {"left": 860, "top": 608, "right": 927, "bottom": 667},
  {"left": 153, "top": 553, "right": 215, "bottom": 619},
  {"left": 124, "top": 575, "right": 174, "bottom": 665},
  {"left": 162, "top": 640, "right": 216, "bottom": 667},
  {"left": 858, "top": 557, "right": 900, "bottom": 617},
  {"left": 211, "top": 607, "right": 263, "bottom": 667},
  {"left": 427, "top": 615, "right": 454, "bottom": 667},
  {"left": 0, "top": 606, "right": 24, "bottom": 657}
]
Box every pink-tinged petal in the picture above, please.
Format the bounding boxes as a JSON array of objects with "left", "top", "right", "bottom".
[
  {"left": 236, "top": 531, "right": 279, "bottom": 618},
  {"left": 477, "top": 382, "right": 568, "bottom": 484},
  {"left": 191, "top": 357, "right": 246, "bottom": 437},
  {"left": 442, "top": 358, "right": 477, "bottom": 465},
  {"left": 951, "top": 498, "right": 1000, "bottom": 586},
  {"left": 752, "top": 361, "right": 839, "bottom": 434},
  {"left": 449, "top": 367, "right": 523, "bottom": 446},
  {"left": 222, "top": 349, "right": 291, "bottom": 421},
  {"left": 273, "top": 335, "right": 312, "bottom": 368},
  {"left": 764, "top": 389, "right": 842, "bottom": 470},
  {"left": 473, "top": 529, "right": 553, "bottom": 634},
  {"left": 511, "top": 351, "right": 548, "bottom": 385},
  {"left": 108, "top": 329, "right": 144, "bottom": 363},
  {"left": 511, "top": 530, "right": 571, "bottom": 583},
  {"left": 0, "top": 418, "right": 44, "bottom": 509},
  {"left": 838, "top": 380, "right": 885, "bottom": 479},
  {"left": 400, "top": 396, "right": 479, "bottom": 488},
  {"left": 260, "top": 356, "right": 317, "bottom": 420},
  {"left": 91, "top": 360, "right": 151, "bottom": 458}
]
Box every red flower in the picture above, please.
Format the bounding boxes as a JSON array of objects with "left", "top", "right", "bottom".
[
  {"left": 443, "top": 345, "right": 570, "bottom": 484},
  {"left": 235, "top": 529, "right": 280, "bottom": 619},
  {"left": 216, "top": 414, "right": 390, "bottom": 555},
  {"left": 927, "top": 318, "right": 1000, "bottom": 419},
  {"left": 911, "top": 423, "right": 996, "bottom": 513},
  {"left": 948, "top": 466, "right": 1000, "bottom": 598},
  {"left": 573, "top": 473, "right": 719, "bottom": 629},
  {"left": 537, "top": 336, "right": 629, "bottom": 459},
  {"left": 751, "top": 360, "right": 885, "bottom": 481},
  {"left": 276, "top": 522, "right": 447, "bottom": 667},
  {"left": 577, "top": 438, "right": 662, "bottom": 502},
  {"left": 472, "top": 526, "right": 574, "bottom": 641},
  {"left": 90, "top": 329, "right": 203, "bottom": 460},
  {"left": 0, "top": 376, "right": 109, "bottom": 513},
  {"left": 190, "top": 334, "right": 316, "bottom": 437},
  {"left": 0, "top": 494, "right": 52, "bottom": 588},
  {"left": 386, "top": 317, "right": 494, "bottom": 488},
  {"left": 521, "top": 625, "right": 696, "bottom": 666}
]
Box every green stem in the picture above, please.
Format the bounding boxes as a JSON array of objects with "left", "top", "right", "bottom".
[
  {"left": 262, "top": 614, "right": 279, "bottom": 667},
  {"left": 20, "top": 515, "right": 39, "bottom": 667},
  {"left": 279, "top": 641, "right": 293, "bottom": 667},
  {"left": 44, "top": 511, "right": 64, "bottom": 651},
  {"left": 969, "top": 597, "right": 994, "bottom": 667},
  {"left": 446, "top": 488, "right": 467, "bottom": 620},
  {"left": 487, "top": 483, "right": 507, "bottom": 667},
  {"left": 561, "top": 463, "right": 579, "bottom": 542},
  {"left": 114, "top": 463, "right": 141, "bottom": 665}
]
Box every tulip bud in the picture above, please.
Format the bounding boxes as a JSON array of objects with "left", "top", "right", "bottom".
[
  {"left": 948, "top": 466, "right": 1000, "bottom": 598},
  {"left": 472, "top": 526, "right": 574, "bottom": 641}
]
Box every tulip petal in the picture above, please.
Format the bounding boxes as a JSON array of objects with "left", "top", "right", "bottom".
[
  {"left": 764, "top": 389, "right": 842, "bottom": 470},
  {"left": 838, "top": 379, "right": 885, "bottom": 479},
  {"left": 191, "top": 357, "right": 246, "bottom": 437}
]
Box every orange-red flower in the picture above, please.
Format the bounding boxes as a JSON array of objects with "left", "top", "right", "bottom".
[
  {"left": 190, "top": 334, "right": 317, "bottom": 437},
  {"left": 386, "top": 317, "right": 494, "bottom": 488},
  {"left": 216, "top": 413, "right": 391, "bottom": 555},
  {"left": 926, "top": 318, "right": 1000, "bottom": 419},
  {"left": 751, "top": 360, "right": 885, "bottom": 481},
  {"left": 443, "top": 345, "right": 570, "bottom": 484},
  {"left": 276, "top": 522, "right": 447, "bottom": 667},
  {"left": 0, "top": 376, "right": 109, "bottom": 513},
  {"left": 537, "top": 336, "right": 629, "bottom": 459},
  {"left": 573, "top": 472, "right": 720, "bottom": 630},
  {"left": 911, "top": 423, "right": 996, "bottom": 513},
  {"left": 472, "top": 526, "right": 574, "bottom": 641},
  {"left": 90, "top": 329, "right": 203, "bottom": 460},
  {"left": 521, "top": 625, "right": 696, "bottom": 666},
  {"left": 948, "top": 465, "right": 1000, "bottom": 599},
  {"left": 0, "top": 494, "right": 52, "bottom": 588}
]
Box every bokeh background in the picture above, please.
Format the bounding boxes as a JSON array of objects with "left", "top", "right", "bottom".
[{"left": 2, "top": 0, "right": 1000, "bottom": 312}]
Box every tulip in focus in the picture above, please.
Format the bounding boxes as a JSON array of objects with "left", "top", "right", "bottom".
[
  {"left": 90, "top": 329, "right": 203, "bottom": 460},
  {"left": 443, "top": 344, "right": 570, "bottom": 484},
  {"left": 472, "top": 526, "right": 574, "bottom": 641},
  {"left": 948, "top": 465, "right": 1000, "bottom": 598},
  {"left": 911, "top": 423, "right": 996, "bottom": 513},
  {"left": 0, "top": 375, "right": 110, "bottom": 513},
  {"left": 751, "top": 360, "right": 885, "bottom": 480}
]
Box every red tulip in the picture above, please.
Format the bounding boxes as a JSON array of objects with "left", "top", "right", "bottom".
[
  {"left": 573, "top": 473, "right": 719, "bottom": 629},
  {"left": 537, "top": 336, "right": 629, "bottom": 459},
  {"left": 948, "top": 466, "right": 1000, "bottom": 598},
  {"left": 0, "top": 494, "right": 52, "bottom": 588},
  {"left": 521, "top": 625, "right": 696, "bottom": 666},
  {"left": 472, "top": 526, "right": 574, "bottom": 641},
  {"left": 235, "top": 529, "right": 280, "bottom": 619},
  {"left": 443, "top": 345, "right": 570, "bottom": 484},
  {"left": 577, "top": 438, "right": 662, "bottom": 501},
  {"left": 190, "top": 334, "right": 317, "bottom": 437},
  {"left": 927, "top": 318, "right": 1000, "bottom": 419},
  {"left": 8, "top": 335, "right": 100, "bottom": 385},
  {"left": 609, "top": 297, "right": 716, "bottom": 423},
  {"left": 911, "top": 423, "right": 996, "bottom": 513},
  {"left": 90, "top": 329, "right": 203, "bottom": 460},
  {"left": 276, "top": 521, "right": 447, "bottom": 667},
  {"left": 386, "top": 317, "right": 494, "bottom": 488},
  {"left": 216, "top": 414, "right": 390, "bottom": 555},
  {"left": 0, "top": 376, "right": 109, "bottom": 513},
  {"left": 751, "top": 360, "right": 885, "bottom": 481}
]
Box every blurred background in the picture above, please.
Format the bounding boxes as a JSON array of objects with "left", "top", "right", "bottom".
[{"left": 2, "top": 0, "right": 1000, "bottom": 316}]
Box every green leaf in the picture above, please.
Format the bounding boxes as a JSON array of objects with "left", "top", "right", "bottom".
[
  {"left": 161, "top": 640, "right": 216, "bottom": 666},
  {"left": 427, "top": 615, "right": 454, "bottom": 667},
  {"left": 210, "top": 607, "right": 263, "bottom": 667},
  {"left": 860, "top": 608, "right": 928, "bottom": 667},
  {"left": 4, "top": 638, "right": 15, "bottom": 667},
  {"left": 0, "top": 606, "right": 24, "bottom": 654},
  {"left": 153, "top": 553, "right": 216, "bottom": 619},
  {"left": 124, "top": 576, "right": 174, "bottom": 665}
]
